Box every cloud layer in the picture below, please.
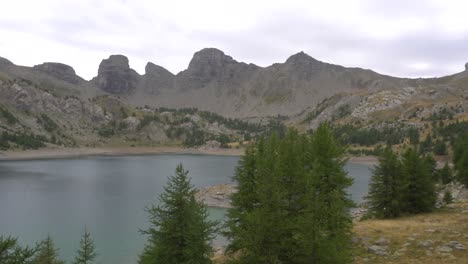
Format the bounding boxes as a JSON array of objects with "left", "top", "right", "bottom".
[{"left": 0, "top": 0, "right": 467, "bottom": 80}]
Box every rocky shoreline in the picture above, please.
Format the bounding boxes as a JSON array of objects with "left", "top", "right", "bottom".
[
  {"left": 0, "top": 146, "right": 244, "bottom": 161},
  {"left": 196, "top": 182, "right": 468, "bottom": 220}
]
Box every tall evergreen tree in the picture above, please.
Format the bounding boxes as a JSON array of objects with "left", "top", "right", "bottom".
[
  {"left": 367, "top": 147, "right": 404, "bottom": 218},
  {"left": 454, "top": 135, "right": 468, "bottom": 187},
  {"left": 401, "top": 148, "right": 436, "bottom": 213},
  {"left": 33, "top": 236, "right": 64, "bottom": 264},
  {"left": 139, "top": 164, "right": 218, "bottom": 264},
  {"left": 226, "top": 125, "right": 354, "bottom": 264},
  {"left": 302, "top": 123, "right": 354, "bottom": 264},
  {"left": 0, "top": 236, "right": 37, "bottom": 264},
  {"left": 73, "top": 229, "right": 97, "bottom": 264}
]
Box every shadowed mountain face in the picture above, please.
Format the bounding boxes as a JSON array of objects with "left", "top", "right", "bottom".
[
  {"left": 93, "top": 55, "right": 140, "bottom": 94},
  {"left": 0, "top": 49, "right": 467, "bottom": 118}
]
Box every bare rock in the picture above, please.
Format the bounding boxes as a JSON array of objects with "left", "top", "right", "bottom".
[
  {"left": 444, "top": 241, "right": 465, "bottom": 250},
  {"left": 435, "top": 246, "right": 453, "bottom": 253},
  {"left": 143, "top": 62, "right": 174, "bottom": 95},
  {"left": 368, "top": 245, "right": 388, "bottom": 256},
  {"left": 95, "top": 55, "right": 139, "bottom": 94},
  {"left": 123, "top": 116, "right": 139, "bottom": 130},
  {"left": 375, "top": 237, "right": 390, "bottom": 246},
  {"left": 418, "top": 240, "right": 433, "bottom": 248},
  {"left": 33, "top": 62, "right": 83, "bottom": 84}
]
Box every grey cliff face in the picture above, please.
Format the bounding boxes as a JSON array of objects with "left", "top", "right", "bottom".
[
  {"left": 176, "top": 48, "right": 259, "bottom": 90},
  {"left": 95, "top": 55, "right": 139, "bottom": 94},
  {"left": 33, "top": 62, "right": 83, "bottom": 84},
  {"left": 143, "top": 62, "right": 175, "bottom": 94}
]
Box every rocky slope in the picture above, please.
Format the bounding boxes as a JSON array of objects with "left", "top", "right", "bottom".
[{"left": 1, "top": 49, "right": 467, "bottom": 150}]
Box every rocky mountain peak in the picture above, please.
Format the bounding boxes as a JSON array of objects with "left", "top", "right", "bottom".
[
  {"left": 145, "top": 62, "right": 174, "bottom": 77},
  {"left": 465, "top": 62, "right": 468, "bottom": 71},
  {"left": 0, "top": 56, "right": 13, "bottom": 67},
  {"left": 33, "top": 62, "right": 82, "bottom": 84},
  {"left": 285, "top": 51, "right": 320, "bottom": 65},
  {"left": 143, "top": 62, "right": 175, "bottom": 94},
  {"left": 186, "top": 48, "right": 236, "bottom": 74},
  {"left": 104, "top": 55, "right": 130, "bottom": 67},
  {"left": 95, "top": 55, "right": 139, "bottom": 94}
]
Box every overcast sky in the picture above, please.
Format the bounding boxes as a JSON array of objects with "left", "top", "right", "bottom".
[{"left": 0, "top": 0, "right": 467, "bottom": 80}]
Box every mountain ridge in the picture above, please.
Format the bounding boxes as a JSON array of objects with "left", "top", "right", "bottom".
[{"left": 0, "top": 49, "right": 467, "bottom": 119}]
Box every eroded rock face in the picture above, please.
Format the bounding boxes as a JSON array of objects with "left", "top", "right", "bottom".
[
  {"left": 143, "top": 62, "right": 175, "bottom": 94},
  {"left": 176, "top": 48, "right": 258, "bottom": 90},
  {"left": 95, "top": 55, "right": 139, "bottom": 94},
  {"left": 33, "top": 63, "right": 82, "bottom": 84}
]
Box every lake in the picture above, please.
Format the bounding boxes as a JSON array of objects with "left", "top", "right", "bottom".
[{"left": 0, "top": 154, "right": 372, "bottom": 263}]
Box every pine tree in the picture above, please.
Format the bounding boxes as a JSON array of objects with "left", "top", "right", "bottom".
[
  {"left": 0, "top": 236, "right": 37, "bottom": 264},
  {"left": 73, "top": 229, "right": 97, "bottom": 264},
  {"left": 401, "top": 148, "right": 436, "bottom": 213},
  {"left": 226, "top": 125, "right": 354, "bottom": 264},
  {"left": 367, "top": 147, "right": 404, "bottom": 218},
  {"left": 454, "top": 135, "right": 468, "bottom": 187},
  {"left": 438, "top": 162, "right": 452, "bottom": 184},
  {"left": 302, "top": 123, "right": 354, "bottom": 264},
  {"left": 33, "top": 236, "right": 64, "bottom": 264},
  {"left": 138, "top": 164, "right": 218, "bottom": 264}
]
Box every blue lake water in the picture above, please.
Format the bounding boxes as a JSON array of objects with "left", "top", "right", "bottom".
[{"left": 0, "top": 154, "right": 372, "bottom": 263}]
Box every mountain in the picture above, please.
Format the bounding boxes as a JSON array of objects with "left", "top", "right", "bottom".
[
  {"left": 2, "top": 49, "right": 467, "bottom": 119},
  {"left": 0, "top": 49, "right": 467, "bottom": 150}
]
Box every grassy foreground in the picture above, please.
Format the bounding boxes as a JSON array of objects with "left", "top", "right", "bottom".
[
  {"left": 213, "top": 202, "right": 468, "bottom": 263},
  {"left": 353, "top": 202, "right": 468, "bottom": 263}
]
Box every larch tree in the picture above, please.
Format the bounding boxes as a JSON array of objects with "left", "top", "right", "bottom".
[
  {"left": 401, "top": 148, "right": 436, "bottom": 214},
  {"left": 0, "top": 236, "right": 38, "bottom": 264},
  {"left": 366, "top": 147, "right": 405, "bottom": 218},
  {"left": 138, "top": 164, "right": 218, "bottom": 264},
  {"left": 226, "top": 124, "right": 354, "bottom": 264},
  {"left": 33, "top": 236, "right": 64, "bottom": 264},
  {"left": 73, "top": 229, "right": 97, "bottom": 264}
]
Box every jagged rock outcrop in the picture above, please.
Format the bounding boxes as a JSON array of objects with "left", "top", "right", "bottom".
[
  {"left": 1, "top": 50, "right": 467, "bottom": 119},
  {"left": 94, "top": 55, "right": 139, "bottom": 94},
  {"left": 33, "top": 62, "right": 83, "bottom": 84},
  {"left": 175, "top": 48, "right": 259, "bottom": 91},
  {"left": 143, "top": 62, "right": 175, "bottom": 95},
  {"left": 465, "top": 62, "right": 468, "bottom": 71}
]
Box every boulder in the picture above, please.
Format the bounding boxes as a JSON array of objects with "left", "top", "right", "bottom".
[
  {"left": 368, "top": 245, "right": 388, "bottom": 256},
  {"left": 375, "top": 237, "right": 389, "bottom": 246},
  {"left": 418, "top": 240, "right": 433, "bottom": 248},
  {"left": 444, "top": 241, "right": 465, "bottom": 250},
  {"left": 435, "top": 246, "right": 453, "bottom": 253}
]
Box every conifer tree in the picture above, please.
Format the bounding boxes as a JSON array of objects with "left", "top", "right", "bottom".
[
  {"left": 438, "top": 162, "right": 452, "bottom": 184},
  {"left": 33, "top": 236, "right": 64, "bottom": 264},
  {"left": 139, "top": 164, "right": 218, "bottom": 264},
  {"left": 401, "top": 148, "right": 436, "bottom": 213},
  {"left": 367, "top": 147, "right": 404, "bottom": 218},
  {"left": 302, "top": 123, "right": 354, "bottom": 264},
  {"left": 226, "top": 125, "right": 354, "bottom": 264},
  {"left": 73, "top": 229, "right": 97, "bottom": 264},
  {"left": 454, "top": 135, "right": 468, "bottom": 187},
  {"left": 0, "top": 236, "right": 37, "bottom": 264}
]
